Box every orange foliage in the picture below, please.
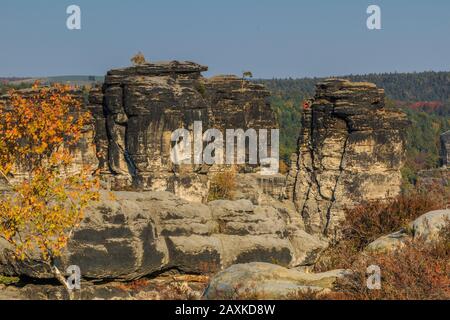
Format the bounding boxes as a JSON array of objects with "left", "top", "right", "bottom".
[
  {"left": 0, "top": 83, "right": 99, "bottom": 271},
  {"left": 0, "top": 83, "right": 90, "bottom": 175}
]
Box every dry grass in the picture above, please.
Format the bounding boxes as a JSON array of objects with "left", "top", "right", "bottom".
[
  {"left": 303, "top": 183, "right": 450, "bottom": 300},
  {"left": 208, "top": 169, "right": 237, "bottom": 201},
  {"left": 291, "top": 225, "right": 449, "bottom": 300},
  {"left": 315, "top": 183, "right": 448, "bottom": 272},
  {"left": 279, "top": 160, "right": 289, "bottom": 175}
]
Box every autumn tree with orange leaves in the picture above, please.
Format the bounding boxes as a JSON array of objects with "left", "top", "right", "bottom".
[{"left": 0, "top": 83, "right": 99, "bottom": 299}]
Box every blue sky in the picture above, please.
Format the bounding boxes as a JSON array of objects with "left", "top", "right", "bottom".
[{"left": 1, "top": 0, "right": 449, "bottom": 78}]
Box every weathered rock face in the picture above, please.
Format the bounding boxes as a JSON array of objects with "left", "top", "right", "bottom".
[
  {"left": 441, "top": 131, "right": 450, "bottom": 167},
  {"left": 92, "top": 61, "right": 277, "bottom": 202},
  {"left": 286, "top": 79, "right": 409, "bottom": 235},
  {"left": 0, "top": 191, "right": 326, "bottom": 280}
]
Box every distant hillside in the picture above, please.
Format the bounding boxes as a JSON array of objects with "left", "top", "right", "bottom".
[
  {"left": 43, "top": 75, "right": 104, "bottom": 85},
  {"left": 0, "top": 77, "right": 31, "bottom": 84},
  {"left": 258, "top": 71, "right": 450, "bottom": 102},
  {"left": 1, "top": 75, "right": 104, "bottom": 87},
  {"left": 0, "top": 75, "right": 104, "bottom": 94}
]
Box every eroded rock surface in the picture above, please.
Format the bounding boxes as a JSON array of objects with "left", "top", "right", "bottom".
[
  {"left": 286, "top": 79, "right": 409, "bottom": 235},
  {"left": 0, "top": 191, "right": 326, "bottom": 280},
  {"left": 0, "top": 61, "right": 278, "bottom": 203}
]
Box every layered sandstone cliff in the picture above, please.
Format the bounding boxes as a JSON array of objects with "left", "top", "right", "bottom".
[
  {"left": 90, "top": 61, "right": 277, "bottom": 202},
  {"left": 286, "top": 79, "right": 409, "bottom": 235}
]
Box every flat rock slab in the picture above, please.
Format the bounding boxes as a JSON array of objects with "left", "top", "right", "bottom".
[
  {"left": 366, "top": 209, "right": 450, "bottom": 253},
  {"left": 203, "top": 262, "right": 349, "bottom": 300}
]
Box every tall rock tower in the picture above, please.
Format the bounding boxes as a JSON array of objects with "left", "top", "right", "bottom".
[
  {"left": 286, "top": 79, "right": 409, "bottom": 235},
  {"left": 89, "top": 61, "right": 277, "bottom": 201}
]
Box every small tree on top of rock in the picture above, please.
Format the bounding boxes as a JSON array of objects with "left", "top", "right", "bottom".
[
  {"left": 0, "top": 83, "right": 99, "bottom": 299},
  {"left": 131, "top": 52, "right": 147, "bottom": 66},
  {"left": 242, "top": 71, "right": 253, "bottom": 80}
]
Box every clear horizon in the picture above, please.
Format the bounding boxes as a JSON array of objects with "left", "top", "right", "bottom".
[{"left": 1, "top": 0, "right": 449, "bottom": 78}]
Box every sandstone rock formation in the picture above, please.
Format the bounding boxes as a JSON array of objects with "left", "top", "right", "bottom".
[
  {"left": 286, "top": 79, "right": 409, "bottom": 235},
  {"left": 441, "top": 131, "right": 450, "bottom": 167},
  {"left": 203, "top": 262, "right": 349, "bottom": 299},
  {"left": 0, "top": 68, "right": 412, "bottom": 291},
  {"left": 0, "top": 61, "right": 278, "bottom": 203},
  {"left": 0, "top": 191, "right": 326, "bottom": 280},
  {"left": 91, "top": 61, "right": 277, "bottom": 202}
]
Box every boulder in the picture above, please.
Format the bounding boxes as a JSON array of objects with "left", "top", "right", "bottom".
[
  {"left": 411, "top": 210, "right": 450, "bottom": 241},
  {"left": 365, "top": 231, "right": 409, "bottom": 253},
  {"left": 366, "top": 209, "right": 450, "bottom": 253},
  {"left": 203, "top": 262, "right": 349, "bottom": 300}
]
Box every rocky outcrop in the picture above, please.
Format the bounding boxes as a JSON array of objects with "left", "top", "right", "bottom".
[
  {"left": 366, "top": 209, "right": 450, "bottom": 253},
  {"left": 0, "top": 191, "right": 326, "bottom": 281},
  {"left": 0, "top": 61, "right": 278, "bottom": 203},
  {"left": 286, "top": 79, "right": 409, "bottom": 235},
  {"left": 441, "top": 131, "right": 450, "bottom": 167},
  {"left": 203, "top": 262, "right": 349, "bottom": 299},
  {"left": 0, "top": 69, "right": 412, "bottom": 292},
  {"left": 93, "top": 61, "right": 277, "bottom": 202}
]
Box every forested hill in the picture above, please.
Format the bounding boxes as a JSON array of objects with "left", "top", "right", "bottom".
[
  {"left": 257, "top": 71, "right": 450, "bottom": 102},
  {"left": 256, "top": 72, "right": 450, "bottom": 186}
]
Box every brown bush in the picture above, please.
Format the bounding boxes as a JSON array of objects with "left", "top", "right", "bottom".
[
  {"left": 208, "top": 169, "right": 236, "bottom": 201},
  {"left": 343, "top": 183, "right": 447, "bottom": 249},
  {"left": 331, "top": 234, "right": 450, "bottom": 300},
  {"left": 293, "top": 224, "right": 450, "bottom": 300},
  {"left": 315, "top": 183, "right": 448, "bottom": 272},
  {"left": 307, "top": 182, "right": 450, "bottom": 300},
  {"left": 279, "top": 160, "right": 289, "bottom": 174}
]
